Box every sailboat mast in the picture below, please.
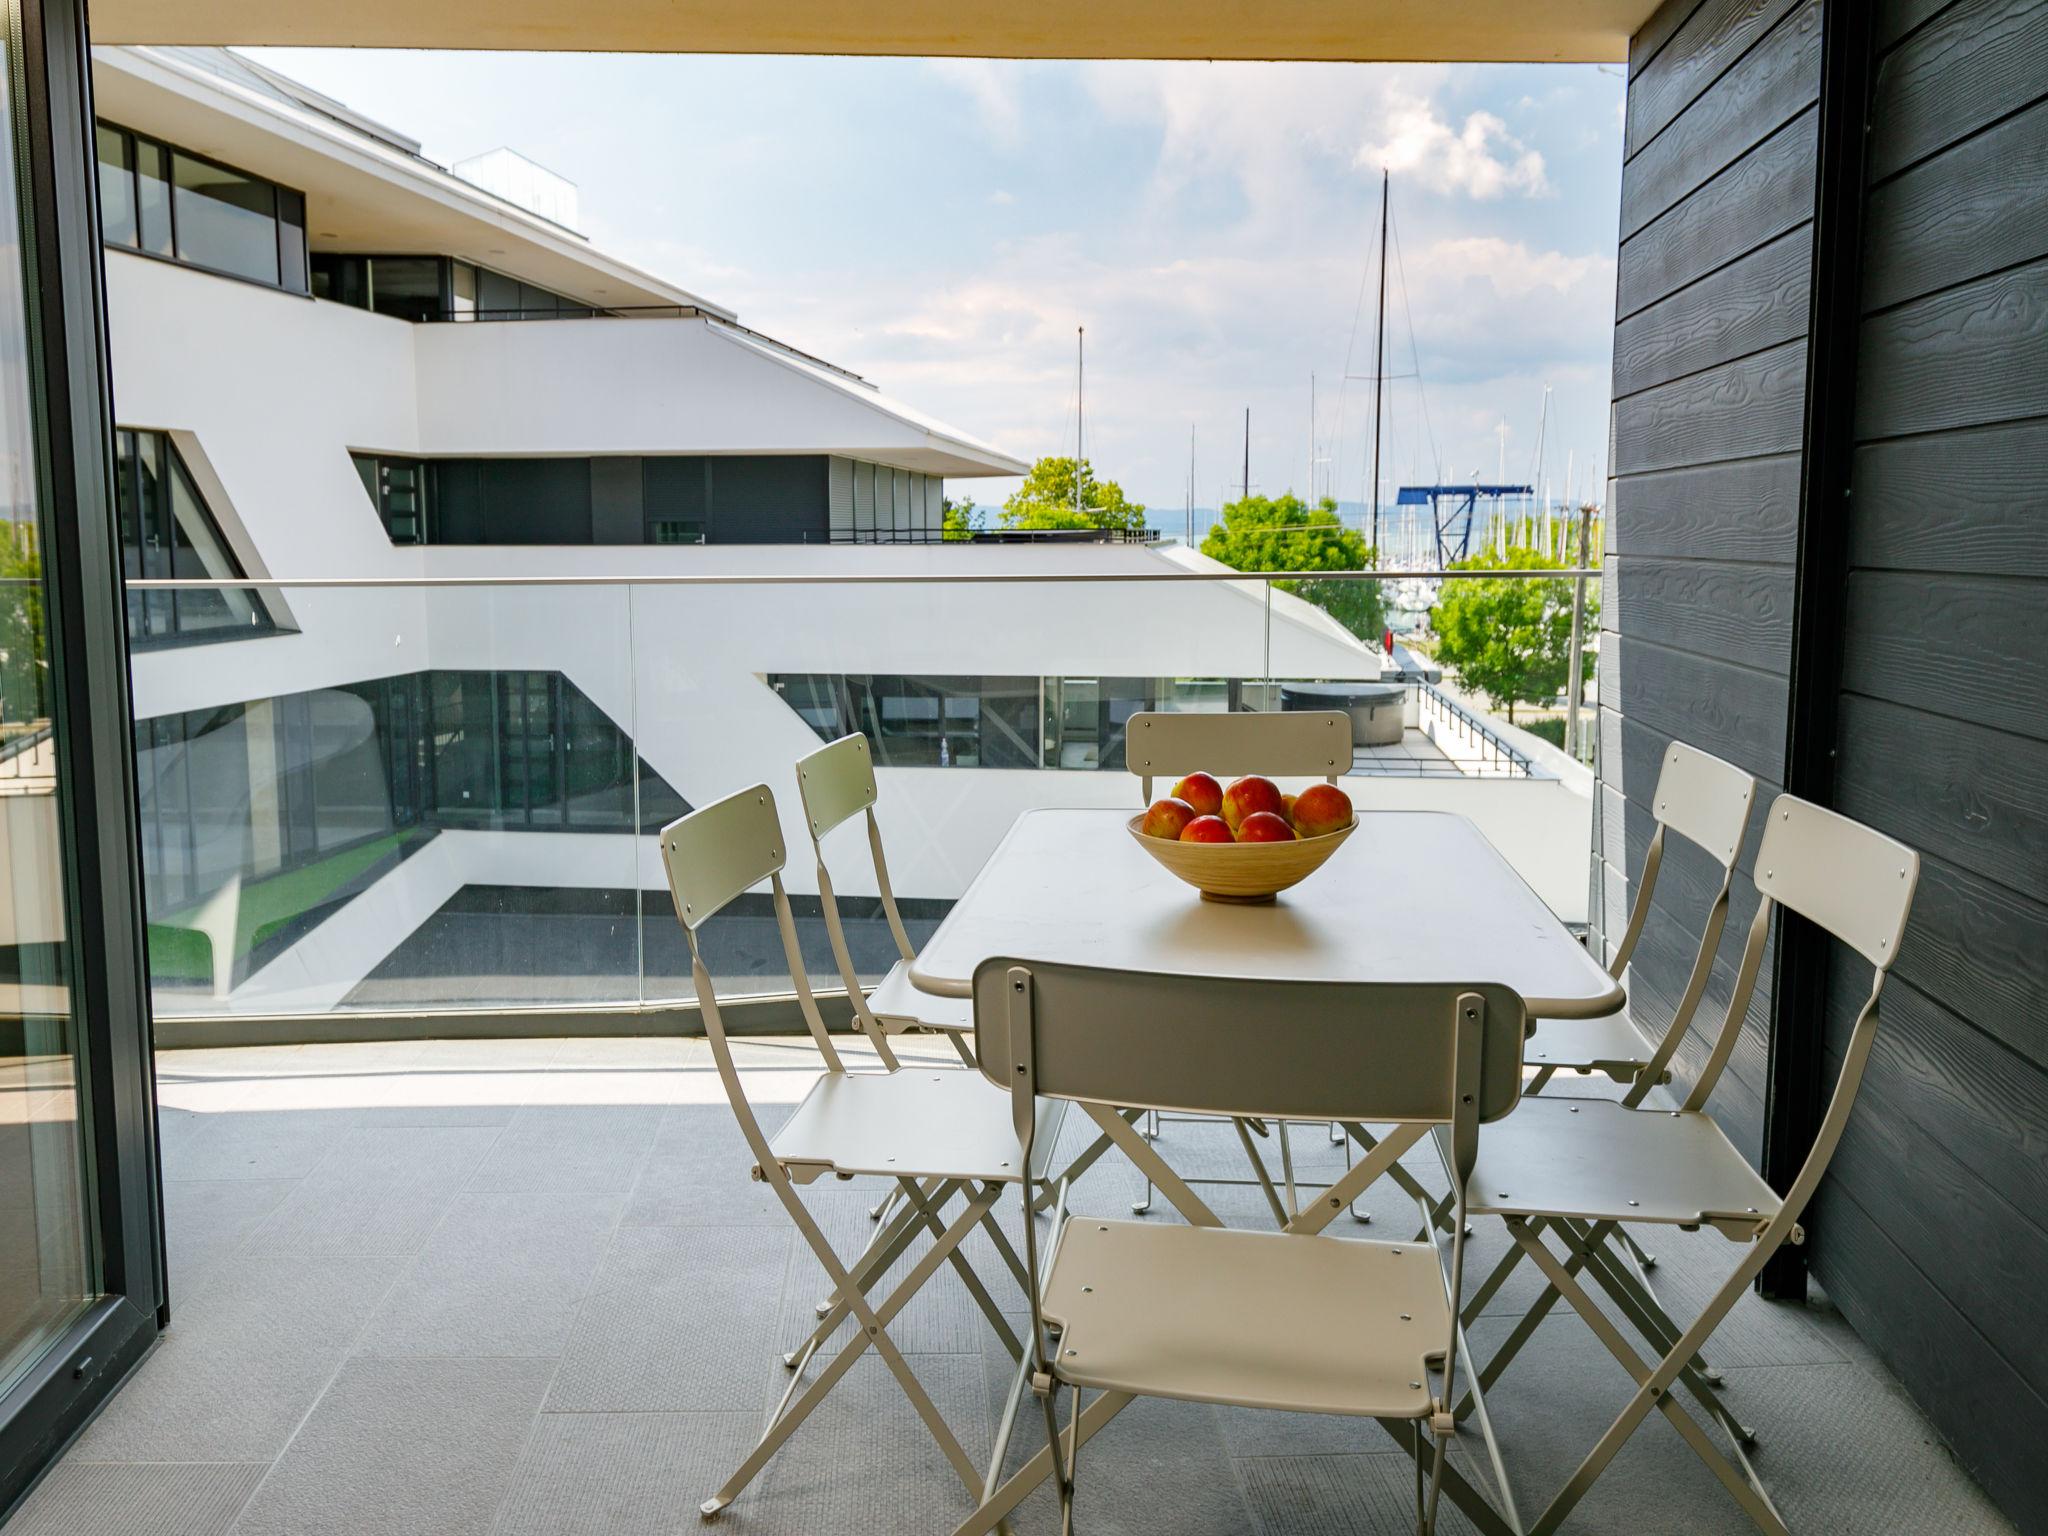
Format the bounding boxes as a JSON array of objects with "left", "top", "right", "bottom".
[
  {"left": 1369, "top": 167, "right": 1388, "bottom": 567},
  {"left": 1075, "top": 326, "right": 1084, "bottom": 522}
]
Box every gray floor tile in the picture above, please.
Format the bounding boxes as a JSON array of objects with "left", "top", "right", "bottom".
[
  {"left": 229, "top": 1356, "right": 555, "bottom": 1536},
  {"left": 747, "top": 1352, "right": 993, "bottom": 1534},
  {"left": 35, "top": 1040, "right": 2010, "bottom": 1536},
  {"left": 75, "top": 1249, "right": 405, "bottom": 1462},
  {"left": 358, "top": 1192, "right": 625, "bottom": 1358},
  {"left": 546, "top": 1226, "right": 788, "bottom": 1412},
  {"left": 167, "top": 1108, "right": 360, "bottom": 1183},
  {"left": 620, "top": 1104, "right": 790, "bottom": 1227},
  {"left": 466, "top": 1106, "right": 661, "bottom": 1195},
  {"left": 160, "top": 1177, "right": 296, "bottom": 1304},
  {"left": 3, "top": 1460, "right": 266, "bottom": 1536},
  {"left": 248, "top": 1124, "right": 502, "bottom": 1257},
  {"left": 1238, "top": 1452, "right": 1486, "bottom": 1536},
  {"left": 489, "top": 1412, "right": 760, "bottom": 1535}
]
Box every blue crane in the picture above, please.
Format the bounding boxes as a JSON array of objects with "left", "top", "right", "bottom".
[{"left": 1396, "top": 484, "right": 1535, "bottom": 567}]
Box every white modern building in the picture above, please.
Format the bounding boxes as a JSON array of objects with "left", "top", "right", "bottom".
[{"left": 97, "top": 45, "right": 1589, "bottom": 1019}]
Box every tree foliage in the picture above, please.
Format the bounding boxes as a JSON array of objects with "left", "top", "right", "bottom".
[
  {"left": 999, "top": 456, "right": 1147, "bottom": 532},
  {"left": 940, "top": 492, "right": 983, "bottom": 542},
  {"left": 1199, "top": 492, "right": 1386, "bottom": 643},
  {"left": 1427, "top": 547, "right": 1597, "bottom": 722},
  {"left": 0, "top": 521, "right": 47, "bottom": 726}
]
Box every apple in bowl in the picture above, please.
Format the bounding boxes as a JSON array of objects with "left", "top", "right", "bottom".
[
  {"left": 1291, "top": 782, "right": 1354, "bottom": 838},
  {"left": 1179, "top": 814, "right": 1234, "bottom": 844},
  {"left": 1171, "top": 771, "right": 1223, "bottom": 818},
  {"left": 1140, "top": 797, "right": 1197, "bottom": 840},
  {"left": 1237, "top": 810, "right": 1296, "bottom": 842},
  {"left": 1220, "top": 775, "right": 1285, "bottom": 831}
]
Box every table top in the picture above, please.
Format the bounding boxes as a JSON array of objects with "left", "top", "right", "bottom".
[{"left": 908, "top": 808, "right": 1623, "bottom": 1020}]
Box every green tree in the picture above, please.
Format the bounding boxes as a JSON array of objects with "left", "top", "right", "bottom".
[
  {"left": 1427, "top": 547, "right": 1597, "bottom": 723},
  {"left": 0, "top": 520, "right": 47, "bottom": 726},
  {"left": 999, "top": 456, "right": 1148, "bottom": 532},
  {"left": 1200, "top": 492, "right": 1386, "bottom": 643},
  {"left": 940, "top": 492, "right": 982, "bottom": 542}
]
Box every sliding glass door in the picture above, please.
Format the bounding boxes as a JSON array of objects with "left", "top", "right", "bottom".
[{"left": 0, "top": 0, "right": 166, "bottom": 1513}]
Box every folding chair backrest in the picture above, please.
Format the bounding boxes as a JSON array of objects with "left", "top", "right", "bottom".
[
  {"left": 659, "top": 784, "right": 785, "bottom": 931},
  {"left": 659, "top": 785, "right": 843, "bottom": 1073},
  {"left": 1124, "top": 709, "right": 1351, "bottom": 800},
  {"left": 1652, "top": 740, "right": 1757, "bottom": 867},
  {"left": 972, "top": 959, "right": 1525, "bottom": 1128},
  {"left": 795, "top": 732, "right": 877, "bottom": 842},
  {"left": 1754, "top": 795, "right": 1918, "bottom": 970}
]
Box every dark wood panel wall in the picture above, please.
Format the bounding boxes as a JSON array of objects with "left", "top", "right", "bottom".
[
  {"left": 1597, "top": 0, "right": 1820, "bottom": 1164},
  {"left": 1814, "top": 0, "right": 2048, "bottom": 1525},
  {"left": 1603, "top": 0, "right": 2048, "bottom": 1525}
]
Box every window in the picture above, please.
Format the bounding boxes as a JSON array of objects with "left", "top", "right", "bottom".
[
  {"left": 769, "top": 675, "right": 1236, "bottom": 770},
  {"left": 115, "top": 429, "right": 278, "bottom": 648},
  {"left": 136, "top": 667, "right": 684, "bottom": 983},
  {"left": 349, "top": 453, "right": 837, "bottom": 546},
  {"left": 96, "top": 122, "right": 309, "bottom": 293}
]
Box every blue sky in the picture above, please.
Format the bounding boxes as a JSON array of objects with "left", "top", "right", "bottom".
[{"left": 249, "top": 50, "right": 1626, "bottom": 517}]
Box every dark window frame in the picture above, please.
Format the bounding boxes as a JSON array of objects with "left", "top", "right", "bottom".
[
  {"left": 115, "top": 427, "right": 282, "bottom": 650},
  {"left": 95, "top": 118, "right": 310, "bottom": 295}
]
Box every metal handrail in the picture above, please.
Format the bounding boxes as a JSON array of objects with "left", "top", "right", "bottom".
[
  {"left": 125, "top": 568, "right": 1599, "bottom": 590},
  {"left": 1415, "top": 684, "right": 1534, "bottom": 776}
]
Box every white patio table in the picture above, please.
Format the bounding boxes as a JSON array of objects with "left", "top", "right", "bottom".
[
  {"left": 906, "top": 805, "right": 1621, "bottom": 1536},
  {"left": 909, "top": 806, "right": 1622, "bottom": 1019}
]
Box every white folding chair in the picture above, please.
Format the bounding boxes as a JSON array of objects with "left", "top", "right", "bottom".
[
  {"left": 660, "top": 785, "right": 1061, "bottom": 1526},
  {"left": 1514, "top": 739, "right": 1755, "bottom": 1286},
  {"left": 953, "top": 960, "right": 1530, "bottom": 1536},
  {"left": 1443, "top": 795, "right": 1921, "bottom": 1535},
  {"left": 1527, "top": 739, "right": 1756, "bottom": 1101},
  {"left": 797, "top": 731, "right": 977, "bottom": 1067},
  {"left": 1123, "top": 707, "right": 1406, "bottom": 1225}
]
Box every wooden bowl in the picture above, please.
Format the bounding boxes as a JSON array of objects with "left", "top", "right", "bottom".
[{"left": 1126, "top": 812, "right": 1356, "bottom": 903}]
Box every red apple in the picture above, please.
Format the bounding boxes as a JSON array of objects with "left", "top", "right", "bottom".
[
  {"left": 1220, "top": 775, "right": 1284, "bottom": 831},
  {"left": 1291, "top": 783, "right": 1354, "bottom": 838},
  {"left": 1237, "top": 810, "right": 1296, "bottom": 843},
  {"left": 1171, "top": 771, "right": 1223, "bottom": 818},
  {"left": 1179, "top": 815, "right": 1234, "bottom": 844},
  {"left": 1140, "top": 797, "right": 1196, "bottom": 840}
]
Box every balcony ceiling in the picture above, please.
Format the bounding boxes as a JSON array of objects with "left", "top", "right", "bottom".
[{"left": 87, "top": 0, "right": 1650, "bottom": 62}]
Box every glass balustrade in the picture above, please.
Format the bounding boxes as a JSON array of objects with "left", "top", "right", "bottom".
[{"left": 121, "top": 565, "right": 1598, "bottom": 1029}]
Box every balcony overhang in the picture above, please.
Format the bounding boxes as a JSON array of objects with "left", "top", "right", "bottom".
[{"left": 88, "top": 1, "right": 1651, "bottom": 63}]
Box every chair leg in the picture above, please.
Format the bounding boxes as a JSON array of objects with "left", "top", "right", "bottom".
[
  {"left": 706, "top": 1185, "right": 1002, "bottom": 1520},
  {"left": 790, "top": 1181, "right": 952, "bottom": 1367},
  {"left": 1507, "top": 1221, "right": 1790, "bottom": 1536},
  {"left": 952, "top": 1390, "right": 1135, "bottom": 1536},
  {"left": 822, "top": 1174, "right": 944, "bottom": 1316},
  {"left": 1232, "top": 1115, "right": 1291, "bottom": 1226}
]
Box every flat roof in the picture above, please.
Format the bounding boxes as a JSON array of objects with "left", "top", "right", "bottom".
[{"left": 89, "top": 2, "right": 1654, "bottom": 62}]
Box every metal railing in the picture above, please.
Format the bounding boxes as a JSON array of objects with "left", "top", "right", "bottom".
[{"left": 1415, "top": 684, "right": 1535, "bottom": 777}]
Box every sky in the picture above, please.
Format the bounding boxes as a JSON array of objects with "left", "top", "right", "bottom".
[{"left": 247, "top": 49, "right": 1626, "bottom": 519}]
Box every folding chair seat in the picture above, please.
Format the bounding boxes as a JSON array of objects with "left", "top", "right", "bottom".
[
  {"left": 1457, "top": 1097, "right": 1780, "bottom": 1236},
  {"left": 659, "top": 784, "right": 1055, "bottom": 1529},
  {"left": 868, "top": 959, "right": 973, "bottom": 1036},
  {"left": 1444, "top": 795, "right": 1920, "bottom": 1536},
  {"left": 1524, "top": 740, "right": 1755, "bottom": 1096},
  {"left": 772, "top": 1064, "right": 1064, "bottom": 1184},
  {"left": 952, "top": 961, "right": 1531, "bottom": 1536},
  {"left": 1041, "top": 1220, "right": 1449, "bottom": 1418}
]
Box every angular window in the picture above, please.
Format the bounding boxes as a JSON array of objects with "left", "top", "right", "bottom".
[
  {"left": 96, "top": 124, "right": 135, "bottom": 246},
  {"left": 115, "top": 429, "right": 278, "bottom": 648},
  {"left": 97, "top": 120, "right": 308, "bottom": 292},
  {"left": 171, "top": 151, "right": 280, "bottom": 284}
]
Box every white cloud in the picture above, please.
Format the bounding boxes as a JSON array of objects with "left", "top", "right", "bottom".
[
  {"left": 923, "top": 58, "right": 1025, "bottom": 145},
  {"left": 1357, "top": 94, "right": 1550, "bottom": 199}
]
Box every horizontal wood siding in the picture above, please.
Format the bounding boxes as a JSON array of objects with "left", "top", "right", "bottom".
[
  {"left": 1817, "top": 0, "right": 2048, "bottom": 1524},
  {"left": 1598, "top": 0, "right": 1819, "bottom": 1160}
]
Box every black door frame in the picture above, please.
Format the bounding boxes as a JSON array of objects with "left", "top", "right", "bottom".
[{"left": 0, "top": 0, "right": 165, "bottom": 1514}]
